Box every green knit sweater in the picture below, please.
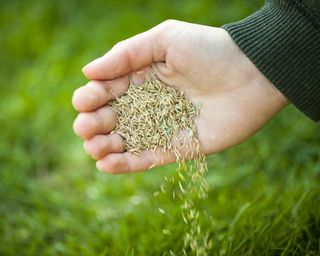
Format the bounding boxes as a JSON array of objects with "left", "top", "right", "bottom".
[{"left": 223, "top": 0, "right": 320, "bottom": 122}]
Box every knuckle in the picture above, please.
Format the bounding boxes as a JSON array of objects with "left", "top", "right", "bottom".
[
  {"left": 88, "top": 82, "right": 104, "bottom": 106},
  {"left": 83, "top": 140, "right": 91, "bottom": 154},
  {"left": 106, "top": 156, "right": 129, "bottom": 174},
  {"left": 73, "top": 113, "right": 97, "bottom": 139},
  {"left": 73, "top": 85, "right": 100, "bottom": 112},
  {"left": 73, "top": 114, "right": 85, "bottom": 137},
  {"left": 113, "top": 134, "right": 125, "bottom": 152},
  {"left": 71, "top": 89, "right": 80, "bottom": 110},
  {"left": 100, "top": 107, "right": 117, "bottom": 130},
  {"left": 72, "top": 86, "right": 87, "bottom": 111},
  {"left": 160, "top": 19, "right": 179, "bottom": 28},
  {"left": 84, "top": 136, "right": 106, "bottom": 160},
  {"left": 112, "top": 39, "right": 127, "bottom": 50}
]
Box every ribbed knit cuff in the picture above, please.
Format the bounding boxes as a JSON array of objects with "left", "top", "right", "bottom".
[{"left": 223, "top": 0, "right": 320, "bottom": 122}]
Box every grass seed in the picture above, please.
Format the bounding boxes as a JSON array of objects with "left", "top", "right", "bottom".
[{"left": 111, "top": 68, "right": 212, "bottom": 255}]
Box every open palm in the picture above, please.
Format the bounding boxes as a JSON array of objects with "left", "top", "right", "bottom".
[{"left": 72, "top": 20, "right": 288, "bottom": 173}]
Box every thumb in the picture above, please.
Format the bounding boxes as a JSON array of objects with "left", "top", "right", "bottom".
[{"left": 82, "top": 20, "right": 176, "bottom": 80}]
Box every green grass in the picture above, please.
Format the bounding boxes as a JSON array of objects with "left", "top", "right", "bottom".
[{"left": 0, "top": 0, "right": 319, "bottom": 255}]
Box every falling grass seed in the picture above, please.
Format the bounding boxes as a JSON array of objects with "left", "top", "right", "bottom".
[{"left": 111, "top": 68, "right": 212, "bottom": 255}]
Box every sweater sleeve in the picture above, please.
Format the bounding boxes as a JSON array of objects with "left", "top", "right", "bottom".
[{"left": 222, "top": 0, "right": 320, "bottom": 122}]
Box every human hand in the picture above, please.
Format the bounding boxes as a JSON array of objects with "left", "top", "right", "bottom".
[{"left": 72, "top": 20, "right": 288, "bottom": 174}]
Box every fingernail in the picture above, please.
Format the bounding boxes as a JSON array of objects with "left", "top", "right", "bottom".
[
  {"left": 96, "top": 161, "right": 103, "bottom": 171},
  {"left": 82, "top": 60, "right": 95, "bottom": 72},
  {"left": 82, "top": 64, "right": 91, "bottom": 74},
  {"left": 131, "top": 70, "right": 146, "bottom": 85},
  {"left": 82, "top": 58, "right": 101, "bottom": 73}
]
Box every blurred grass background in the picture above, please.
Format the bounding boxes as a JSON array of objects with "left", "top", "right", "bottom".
[{"left": 0, "top": 0, "right": 319, "bottom": 255}]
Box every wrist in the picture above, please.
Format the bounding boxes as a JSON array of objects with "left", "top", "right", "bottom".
[
  {"left": 215, "top": 30, "right": 290, "bottom": 143},
  {"left": 224, "top": 28, "right": 289, "bottom": 112}
]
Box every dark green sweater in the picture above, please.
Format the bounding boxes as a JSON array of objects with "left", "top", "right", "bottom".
[{"left": 223, "top": 0, "right": 320, "bottom": 122}]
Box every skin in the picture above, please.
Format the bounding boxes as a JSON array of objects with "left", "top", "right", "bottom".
[{"left": 72, "top": 20, "right": 289, "bottom": 174}]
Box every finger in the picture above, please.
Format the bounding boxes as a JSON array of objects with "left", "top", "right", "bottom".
[
  {"left": 130, "top": 66, "right": 149, "bottom": 85},
  {"left": 73, "top": 106, "right": 116, "bottom": 139},
  {"left": 83, "top": 133, "right": 125, "bottom": 160},
  {"left": 72, "top": 75, "right": 129, "bottom": 112},
  {"left": 82, "top": 20, "right": 179, "bottom": 80},
  {"left": 96, "top": 149, "right": 176, "bottom": 174}
]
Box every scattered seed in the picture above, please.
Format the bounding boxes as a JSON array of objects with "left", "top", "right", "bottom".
[
  {"left": 158, "top": 208, "right": 166, "bottom": 215},
  {"left": 111, "top": 67, "right": 211, "bottom": 255},
  {"left": 148, "top": 164, "right": 156, "bottom": 170},
  {"left": 162, "top": 229, "right": 172, "bottom": 236}
]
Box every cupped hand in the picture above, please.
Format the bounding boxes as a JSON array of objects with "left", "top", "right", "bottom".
[{"left": 72, "top": 20, "right": 288, "bottom": 174}]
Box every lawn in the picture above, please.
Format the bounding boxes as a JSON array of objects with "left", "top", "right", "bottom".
[{"left": 0, "top": 0, "right": 319, "bottom": 255}]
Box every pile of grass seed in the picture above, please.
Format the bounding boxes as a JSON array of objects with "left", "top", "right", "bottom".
[
  {"left": 111, "top": 68, "right": 212, "bottom": 255},
  {"left": 111, "top": 69, "right": 197, "bottom": 156}
]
